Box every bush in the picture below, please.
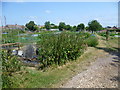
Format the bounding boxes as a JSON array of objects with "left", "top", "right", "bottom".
[
  {"left": 37, "top": 31, "right": 87, "bottom": 68},
  {"left": 85, "top": 36, "right": 98, "bottom": 47},
  {"left": 1, "top": 50, "right": 21, "bottom": 88},
  {"left": 98, "top": 32, "right": 106, "bottom": 37}
]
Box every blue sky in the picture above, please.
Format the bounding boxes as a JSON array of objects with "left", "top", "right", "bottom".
[{"left": 2, "top": 2, "right": 118, "bottom": 27}]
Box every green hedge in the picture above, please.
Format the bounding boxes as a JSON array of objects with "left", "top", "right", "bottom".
[{"left": 37, "top": 32, "right": 91, "bottom": 68}]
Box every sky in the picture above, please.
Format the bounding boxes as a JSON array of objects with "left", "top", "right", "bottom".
[{"left": 1, "top": 2, "right": 118, "bottom": 27}]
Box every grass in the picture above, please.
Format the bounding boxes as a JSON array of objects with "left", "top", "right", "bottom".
[
  {"left": 2, "top": 34, "right": 118, "bottom": 88},
  {"left": 10, "top": 47, "right": 105, "bottom": 88},
  {"left": 10, "top": 47, "right": 98, "bottom": 88}
]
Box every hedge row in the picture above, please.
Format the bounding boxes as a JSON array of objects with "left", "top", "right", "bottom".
[{"left": 37, "top": 31, "right": 98, "bottom": 68}]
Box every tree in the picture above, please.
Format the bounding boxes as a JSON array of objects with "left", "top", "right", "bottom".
[
  {"left": 85, "top": 26, "right": 89, "bottom": 31},
  {"left": 72, "top": 26, "right": 77, "bottom": 31},
  {"left": 76, "top": 23, "right": 85, "bottom": 31},
  {"left": 25, "top": 21, "right": 37, "bottom": 31},
  {"left": 65, "top": 25, "right": 72, "bottom": 31},
  {"left": 76, "top": 25, "right": 81, "bottom": 31},
  {"left": 79, "top": 23, "right": 85, "bottom": 31},
  {"left": 88, "top": 20, "right": 102, "bottom": 33},
  {"left": 58, "top": 22, "right": 66, "bottom": 31},
  {"left": 45, "top": 21, "right": 51, "bottom": 30},
  {"left": 34, "top": 25, "right": 39, "bottom": 31},
  {"left": 51, "top": 23, "right": 58, "bottom": 29},
  {"left": 106, "top": 26, "right": 111, "bottom": 28}
]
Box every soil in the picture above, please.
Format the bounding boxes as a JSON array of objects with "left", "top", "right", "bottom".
[{"left": 61, "top": 54, "right": 119, "bottom": 88}]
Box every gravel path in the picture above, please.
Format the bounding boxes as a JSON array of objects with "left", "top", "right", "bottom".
[{"left": 61, "top": 53, "right": 119, "bottom": 88}]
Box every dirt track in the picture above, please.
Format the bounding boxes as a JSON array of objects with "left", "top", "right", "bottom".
[
  {"left": 61, "top": 36, "right": 119, "bottom": 88},
  {"left": 61, "top": 54, "right": 118, "bottom": 88}
]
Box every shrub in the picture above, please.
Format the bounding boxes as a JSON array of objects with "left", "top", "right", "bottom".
[
  {"left": 1, "top": 50, "right": 21, "bottom": 88},
  {"left": 98, "top": 32, "right": 106, "bottom": 37},
  {"left": 37, "top": 31, "right": 87, "bottom": 68},
  {"left": 85, "top": 36, "right": 98, "bottom": 47}
]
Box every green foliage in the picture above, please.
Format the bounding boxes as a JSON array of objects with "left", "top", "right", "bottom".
[
  {"left": 51, "top": 23, "right": 58, "bottom": 29},
  {"left": 97, "top": 32, "right": 106, "bottom": 37},
  {"left": 76, "top": 23, "right": 85, "bottom": 31},
  {"left": 76, "top": 25, "right": 81, "bottom": 31},
  {"left": 1, "top": 50, "right": 21, "bottom": 88},
  {"left": 45, "top": 21, "right": 51, "bottom": 30},
  {"left": 88, "top": 20, "right": 102, "bottom": 33},
  {"left": 85, "top": 36, "right": 98, "bottom": 47},
  {"left": 98, "top": 31, "right": 120, "bottom": 38},
  {"left": 58, "top": 22, "right": 66, "bottom": 31},
  {"left": 85, "top": 26, "right": 89, "bottom": 31},
  {"left": 2, "top": 29, "right": 25, "bottom": 44},
  {"left": 72, "top": 26, "right": 77, "bottom": 31},
  {"left": 25, "top": 21, "right": 37, "bottom": 31},
  {"left": 79, "top": 32, "right": 91, "bottom": 38},
  {"left": 65, "top": 25, "right": 72, "bottom": 31},
  {"left": 37, "top": 32, "right": 88, "bottom": 68},
  {"left": 34, "top": 25, "right": 39, "bottom": 31}
]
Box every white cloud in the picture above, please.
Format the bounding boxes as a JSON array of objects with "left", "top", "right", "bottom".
[{"left": 45, "top": 10, "right": 51, "bottom": 14}]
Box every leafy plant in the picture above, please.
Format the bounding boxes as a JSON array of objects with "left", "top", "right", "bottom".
[
  {"left": 85, "top": 36, "right": 98, "bottom": 47},
  {"left": 1, "top": 50, "right": 21, "bottom": 88},
  {"left": 37, "top": 31, "right": 88, "bottom": 68}
]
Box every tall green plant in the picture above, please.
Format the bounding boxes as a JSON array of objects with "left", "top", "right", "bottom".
[{"left": 37, "top": 31, "right": 88, "bottom": 68}]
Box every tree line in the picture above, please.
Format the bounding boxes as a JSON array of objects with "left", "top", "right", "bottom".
[{"left": 25, "top": 20, "right": 103, "bottom": 33}]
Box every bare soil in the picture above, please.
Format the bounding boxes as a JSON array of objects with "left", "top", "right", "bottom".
[{"left": 61, "top": 54, "right": 118, "bottom": 88}]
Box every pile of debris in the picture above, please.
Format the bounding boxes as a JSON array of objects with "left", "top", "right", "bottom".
[{"left": 12, "top": 44, "right": 39, "bottom": 61}]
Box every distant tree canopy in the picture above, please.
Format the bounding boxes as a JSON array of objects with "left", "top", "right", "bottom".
[
  {"left": 34, "top": 25, "right": 39, "bottom": 31},
  {"left": 65, "top": 25, "right": 72, "bottom": 31},
  {"left": 85, "top": 26, "right": 89, "bottom": 31},
  {"left": 51, "top": 23, "right": 58, "bottom": 29},
  {"left": 106, "top": 26, "right": 111, "bottom": 28},
  {"left": 25, "top": 21, "right": 37, "bottom": 31},
  {"left": 25, "top": 20, "right": 104, "bottom": 32},
  {"left": 45, "top": 21, "right": 51, "bottom": 30},
  {"left": 76, "top": 23, "right": 85, "bottom": 31},
  {"left": 88, "top": 20, "right": 102, "bottom": 33},
  {"left": 59, "top": 22, "right": 66, "bottom": 31},
  {"left": 72, "top": 26, "right": 77, "bottom": 31},
  {"left": 80, "top": 23, "right": 85, "bottom": 31}
]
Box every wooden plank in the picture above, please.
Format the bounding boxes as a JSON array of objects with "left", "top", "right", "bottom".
[{"left": 0, "top": 42, "right": 21, "bottom": 47}]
